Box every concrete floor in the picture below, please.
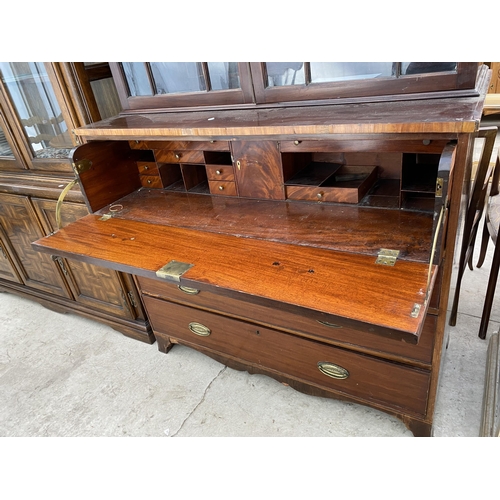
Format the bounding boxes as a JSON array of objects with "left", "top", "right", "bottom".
[
  {"left": 0, "top": 241, "right": 497, "bottom": 438},
  {"left": 1, "top": 118, "right": 500, "bottom": 439}
]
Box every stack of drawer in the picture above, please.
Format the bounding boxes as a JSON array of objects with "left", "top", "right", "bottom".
[
  {"left": 136, "top": 275, "right": 435, "bottom": 418},
  {"left": 206, "top": 164, "right": 237, "bottom": 196}
]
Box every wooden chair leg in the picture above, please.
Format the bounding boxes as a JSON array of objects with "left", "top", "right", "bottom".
[
  {"left": 477, "top": 219, "right": 491, "bottom": 269},
  {"left": 450, "top": 241, "right": 472, "bottom": 326},
  {"left": 478, "top": 234, "right": 500, "bottom": 339}
]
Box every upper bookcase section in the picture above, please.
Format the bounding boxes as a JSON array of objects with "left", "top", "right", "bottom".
[{"left": 109, "top": 62, "right": 482, "bottom": 114}]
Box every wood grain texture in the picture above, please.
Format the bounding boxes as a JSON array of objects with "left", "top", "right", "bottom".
[
  {"left": 74, "top": 141, "right": 142, "bottom": 213},
  {"left": 93, "top": 190, "right": 434, "bottom": 262},
  {"left": 72, "top": 88, "right": 487, "bottom": 141},
  {"left": 146, "top": 298, "right": 431, "bottom": 414},
  {"left": 232, "top": 141, "right": 285, "bottom": 199},
  {"left": 138, "top": 276, "right": 436, "bottom": 366},
  {"left": 33, "top": 213, "right": 438, "bottom": 341}
]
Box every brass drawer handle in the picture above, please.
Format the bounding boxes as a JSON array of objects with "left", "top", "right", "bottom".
[
  {"left": 318, "top": 362, "right": 349, "bottom": 380},
  {"left": 317, "top": 320, "right": 342, "bottom": 329},
  {"left": 216, "top": 169, "right": 222, "bottom": 175},
  {"left": 178, "top": 285, "right": 200, "bottom": 295},
  {"left": 175, "top": 153, "right": 181, "bottom": 159},
  {"left": 188, "top": 322, "right": 211, "bottom": 337}
]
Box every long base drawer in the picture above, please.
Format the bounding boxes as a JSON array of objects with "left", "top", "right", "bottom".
[
  {"left": 137, "top": 276, "right": 435, "bottom": 365},
  {"left": 143, "top": 296, "right": 431, "bottom": 415}
]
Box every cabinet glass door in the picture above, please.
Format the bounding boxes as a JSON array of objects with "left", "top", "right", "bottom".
[
  {"left": 111, "top": 62, "right": 254, "bottom": 110},
  {"left": 0, "top": 126, "right": 13, "bottom": 157},
  {"left": 0, "top": 111, "right": 26, "bottom": 170},
  {"left": 0, "top": 62, "right": 73, "bottom": 159},
  {"left": 252, "top": 62, "right": 475, "bottom": 104}
]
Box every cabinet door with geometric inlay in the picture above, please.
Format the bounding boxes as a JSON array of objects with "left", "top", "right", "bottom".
[
  {"left": 32, "top": 197, "right": 137, "bottom": 319},
  {"left": 0, "top": 192, "right": 72, "bottom": 298},
  {"left": 0, "top": 224, "right": 23, "bottom": 283}
]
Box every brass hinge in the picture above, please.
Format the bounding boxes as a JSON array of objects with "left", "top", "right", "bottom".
[
  {"left": 156, "top": 260, "right": 193, "bottom": 282},
  {"left": 127, "top": 291, "right": 138, "bottom": 308},
  {"left": 436, "top": 177, "right": 444, "bottom": 197},
  {"left": 375, "top": 249, "right": 400, "bottom": 266},
  {"left": 72, "top": 159, "right": 92, "bottom": 175},
  {"left": 410, "top": 303, "right": 421, "bottom": 318},
  {"left": 51, "top": 255, "right": 68, "bottom": 275}
]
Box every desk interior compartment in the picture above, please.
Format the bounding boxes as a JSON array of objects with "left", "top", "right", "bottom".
[
  {"left": 283, "top": 151, "right": 378, "bottom": 204},
  {"left": 401, "top": 153, "right": 440, "bottom": 212}
]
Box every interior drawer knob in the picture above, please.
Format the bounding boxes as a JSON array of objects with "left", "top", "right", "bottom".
[
  {"left": 317, "top": 361, "right": 349, "bottom": 380},
  {"left": 219, "top": 185, "right": 224, "bottom": 190},
  {"left": 216, "top": 170, "right": 222, "bottom": 175},
  {"left": 175, "top": 153, "right": 181, "bottom": 159},
  {"left": 188, "top": 322, "right": 211, "bottom": 337}
]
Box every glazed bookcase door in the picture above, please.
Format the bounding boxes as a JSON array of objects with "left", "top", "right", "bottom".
[
  {"left": 0, "top": 62, "right": 75, "bottom": 175},
  {"left": 0, "top": 192, "right": 72, "bottom": 298},
  {"left": 0, "top": 108, "right": 27, "bottom": 171},
  {"left": 110, "top": 62, "right": 255, "bottom": 111},
  {"left": 31, "top": 197, "right": 138, "bottom": 320},
  {"left": 250, "top": 62, "right": 479, "bottom": 105}
]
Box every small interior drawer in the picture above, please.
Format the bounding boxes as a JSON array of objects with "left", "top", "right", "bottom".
[
  {"left": 140, "top": 175, "right": 162, "bottom": 188},
  {"left": 286, "top": 165, "right": 378, "bottom": 204},
  {"left": 144, "top": 296, "right": 430, "bottom": 414},
  {"left": 206, "top": 165, "right": 235, "bottom": 181},
  {"left": 137, "top": 162, "right": 159, "bottom": 175},
  {"left": 208, "top": 180, "right": 237, "bottom": 196},
  {"left": 154, "top": 149, "right": 205, "bottom": 164}
]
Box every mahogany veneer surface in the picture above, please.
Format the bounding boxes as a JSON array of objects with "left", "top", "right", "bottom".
[
  {"left": 73, "top": 94, "right": 485, "bottom": 140},
  {"left": 94, "top": 190, "right": 434, "bottom": 262},
  {"left": 33, "top": 209, "right": 437, "bottom": 342}
]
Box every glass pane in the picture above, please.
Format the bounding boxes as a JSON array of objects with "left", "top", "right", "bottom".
[
  {"left": 402, "top": 62, "right": 457, "bottom": 75},
  {"left": 150, "top": 62, "right": 206, "bottom": 94},
  {"left": 310, "top": 63, "right": 393, "bottom": 83},
  {"left": 0, "top": 62, "right": 72, "bottom": 158},
  {"left": 207, "top": 62, "right": 240, "bottom": 90},
  {"left": 122, "top": 62, "right": 152, "bottom": 96},
  {"left": 90, "top": 79, "right": 122, "bottom": 119},
  {"left": 265, "top": 62, "right": 305, "bottom": 87},
  {"left": 0, "top": 127, "right": 14, "bottom": 157}
]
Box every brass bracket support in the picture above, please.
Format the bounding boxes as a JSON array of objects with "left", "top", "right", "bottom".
[{"left": 156, "top": 260, "right": 194, "bottom": 282}]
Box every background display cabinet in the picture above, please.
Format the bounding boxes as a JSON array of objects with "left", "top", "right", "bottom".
[
  {"left": 30, "top": 62, "right": 489, "bottom": 436},
  {"left": 0, "top": 62, "right": 152, "bottom": 343}
]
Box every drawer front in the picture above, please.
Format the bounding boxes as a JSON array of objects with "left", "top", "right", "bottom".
[
  {"left": 286, "top": 185, "right": 359, "bottom": 203},
  {"left": 154, "top": 149, "right": 205, "bottom": 164},
  {"left": 130, "top": 140, "right": 230, "bottom": 151},
  {"left": 137, "top": 162, "right": 159, "bottom": 175},
  {"left": 145, "top": 297, "right": 430, "bottom": 414},
  {"left": 137, "top": 276, "right": 435, "bottom": 364},
  {"left": 208, "top": 180, "right": 237, "bottom": 196},
  {"left": 206, "top": 165, "right": 235, "bottom": 181},
  {"left": 140, "top": 175, "right": 162, "bottom": 188}
]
